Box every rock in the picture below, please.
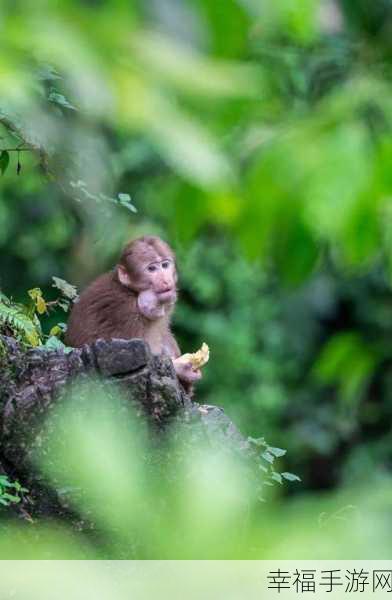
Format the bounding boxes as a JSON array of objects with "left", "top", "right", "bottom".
[
  {"left": 0, "top": 335, "right": 253, "bottom": 521},
  {"left": 93, "top": 338, "right": 150, "bottom": 376}
]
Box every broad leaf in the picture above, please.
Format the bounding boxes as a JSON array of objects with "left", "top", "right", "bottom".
[{"left": 0, "top": 151, "right": 10, "bottom": 175}]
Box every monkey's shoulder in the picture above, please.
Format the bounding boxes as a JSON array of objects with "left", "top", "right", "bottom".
[
  {"left": 77, "top": 272, "right": 128, "bottom": 308},
  {"left": 79, "top": 271, "right": 115, "bottom": 298},
  {"left": 67, "top": 272, "right": 136, "bottom": 343}
]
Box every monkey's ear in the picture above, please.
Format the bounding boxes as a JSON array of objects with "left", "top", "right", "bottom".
[{"left": 117, "top": 265, "right": 132, "bottom": 287}]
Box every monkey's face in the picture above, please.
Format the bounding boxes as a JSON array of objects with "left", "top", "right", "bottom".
[
  {"left": 137, "top": 258, "right": 177, "bottom": 319},
  {"left": 144, "top": 257, "right": 176, "bottom": 298},
  {"left": 118, "top": 254, "right": 177, "bottom": 320}
]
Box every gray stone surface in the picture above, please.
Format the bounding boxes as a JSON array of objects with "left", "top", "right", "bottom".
[
  {"left": 0, "top": 335, "right": 253, "bottom": 520},
  {"left": 93, "top": 338, "right": 150, "bottom": 376}
]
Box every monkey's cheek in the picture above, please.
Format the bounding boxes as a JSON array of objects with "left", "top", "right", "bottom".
[
  {"left": 137, "top": 290, "right": 162, "bottom": 319},
  {"left": 142, "top": 307, "right": 165, "bottom": 320}
]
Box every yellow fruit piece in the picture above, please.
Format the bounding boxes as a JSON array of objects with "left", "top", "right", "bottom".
[
  {"left": 28, "top": 288, "right": 47, "bottom": 314},
  {"left": 180, "top": 343, "right": 210, "bottom": 369},
  {"left": 36, "top": 296, "right": 47, "bottom": 315}
]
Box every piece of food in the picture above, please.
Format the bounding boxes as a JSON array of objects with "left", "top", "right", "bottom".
[{"left": 178, "top": 342, "right": 210, "bottom": 369}]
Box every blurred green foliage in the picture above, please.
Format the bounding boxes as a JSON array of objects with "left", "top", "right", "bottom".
[
  {"left": 1, "top": 0, "right": 392, "bottom": 558},
  {"left": 2, "top": 380, "right": 392, "bottom": 560}
]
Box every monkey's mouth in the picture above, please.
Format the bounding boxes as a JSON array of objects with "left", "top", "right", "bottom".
[{"left": 157, "top": 288, "right": 176, "bottom": 302}]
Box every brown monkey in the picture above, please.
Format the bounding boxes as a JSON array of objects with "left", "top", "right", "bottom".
[{"left": 65, "top": 235, "right": 201, "bottom": 387}]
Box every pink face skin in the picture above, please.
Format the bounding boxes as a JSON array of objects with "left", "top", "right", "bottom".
[{"left": 137, "top": 258, "right": 177, "bottom": 320}]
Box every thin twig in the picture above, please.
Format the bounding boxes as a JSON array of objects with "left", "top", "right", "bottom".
[
  {"left": 0, "top": 114, "right": 51, "bottom": 176},
  {"left": 0, "top": 148, "right": 34, "bottom": 152}
]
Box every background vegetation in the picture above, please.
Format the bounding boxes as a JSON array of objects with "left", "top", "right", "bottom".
[{"left": 1, "top": 0, "right": 392, "bottom": 559}]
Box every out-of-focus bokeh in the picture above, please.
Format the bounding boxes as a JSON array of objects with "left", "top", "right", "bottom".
[{"left": 1, "top": 0, "right": 392, "bottom": 558}]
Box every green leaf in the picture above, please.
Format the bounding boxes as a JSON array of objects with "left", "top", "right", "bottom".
[
  {"left": 282, "top": 472, "right": 301, "bottom": 482},
  {"left": 313, "top": 332, "right": 377, "bottom": 404},
  {"left": 118, "top": 193, "right": 137, "bottom": 213},
  {"left": 28, "top": 288, "right": 47, "bottom": 314},
  {"left": 52, "top": 277, "right": 78, "bottom": 300},
  {"left": 0, "top": 150, "right": 10, "bottom": 175},
  {"left": 48, "top": 91, "right": 77, "bottom": 111},
  {"left": 248, "top": 436, "right": 267, "bottom": 447},
  {"left": 267, "top": 446, "right": 287, "bottom": 458},
  {"left": 261, "top": 451, "right": 274, "bottom": 464},
  {"left": 50, "top": 322, "right": 67, "bottom": 337},
  {"left": 2, "top": 493, "right": 20, "bottom": 503},
  {"left": 0, "top": 300, "right": 42, "bottom": 346},
  {"left": 43, "top": 336, "right": 73, "bottom": 354},
  {"left": 36, "top": 64, "right": 61, "bottom": 81},
  {"left": 58, "top": 300, "right": 70, "bottom": 313},
  {"left": 270, "top": 472, "right": 283, "bottom": 484},
  {"left": 131, "top": 30, "right": 259, "bottom": 100}
]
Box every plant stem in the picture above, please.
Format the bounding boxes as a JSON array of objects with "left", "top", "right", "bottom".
[{"left": 0, "top": 148, "right": 33, "bottom": 152}]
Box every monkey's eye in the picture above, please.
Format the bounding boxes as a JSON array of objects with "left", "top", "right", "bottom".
[
  {"left": 147, "top": 264, "right": 158, "bottom": 273},
  {"left": 162, "top": 260, "right": 170, "bottom": 269}
]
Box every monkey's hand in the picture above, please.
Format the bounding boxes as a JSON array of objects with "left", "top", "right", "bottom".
[{"left": 172, "top": 357, "right": 202, "bottom": 384}]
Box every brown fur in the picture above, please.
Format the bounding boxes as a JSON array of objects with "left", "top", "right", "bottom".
[{"left": 65, "top": 236, "right": 180, "bottom": 359}]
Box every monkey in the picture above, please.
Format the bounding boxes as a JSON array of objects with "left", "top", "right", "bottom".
[{"left": 65, "top": 235, "right": 201, "bottom": 388}]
